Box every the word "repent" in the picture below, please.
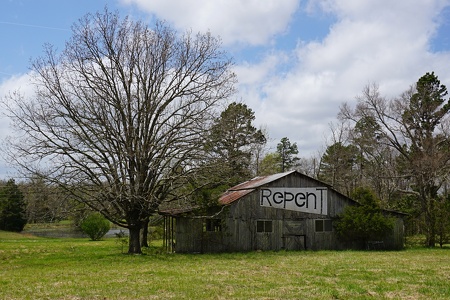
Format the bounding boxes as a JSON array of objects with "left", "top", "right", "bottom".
[{"left": 260, "top": 187, "right": 328, "bottom": 215}]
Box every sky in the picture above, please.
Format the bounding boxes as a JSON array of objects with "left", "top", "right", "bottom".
[{"left": 1, "top": 0, "right": 450, "bottom": 179}]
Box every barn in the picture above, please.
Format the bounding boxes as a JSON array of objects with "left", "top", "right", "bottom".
[{"left": 161, "top": 170, "right": 405, "bottom": 253}]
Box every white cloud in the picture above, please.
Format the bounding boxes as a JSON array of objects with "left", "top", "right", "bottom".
[
  {"left": 0, "top": 73, "right": 34, "bottom": 146},
  {"left": 120, "top": 0, "right": 300, "bottom": 45},
  {"left": 0, "top": 73, "right": 33, "bottom": 97},
  {"left": 235, "top": 0, "right": 450, "bottom": 156},
  {"left": 0, "top": 74, "right": 33, "bottom": 179},
  {"left": 2, "top": 0, "right": 450, "bottom": 168}
]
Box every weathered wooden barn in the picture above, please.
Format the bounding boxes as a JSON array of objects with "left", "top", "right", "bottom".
[{"left": 161, "top": 171, "right": 405, "bottom": 253}]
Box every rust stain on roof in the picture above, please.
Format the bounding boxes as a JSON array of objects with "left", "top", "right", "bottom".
[
  {"left": 160, "top": 171, "right": 298, "bottom": 215},
  {"left": 219, "top": 189, "right": 254, "bottom": 205},
  {"left": 219, "top": 171, "right": 295, "bottom": 205}
]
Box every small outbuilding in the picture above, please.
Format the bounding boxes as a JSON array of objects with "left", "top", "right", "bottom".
[{"left": 161, "top": 171, "right": 405, "bottom": 253}]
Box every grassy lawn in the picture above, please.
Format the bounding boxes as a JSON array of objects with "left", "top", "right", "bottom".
[{"left": 1, "top": 231, "right": 450, "bottom": 299}]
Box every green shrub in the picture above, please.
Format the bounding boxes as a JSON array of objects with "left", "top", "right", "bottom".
[
  {"left": 335, "top": 187, "right": 394, "bottom": 246},
  {"left": 80, "top": 213, "right": 110, "bottom": 241}
]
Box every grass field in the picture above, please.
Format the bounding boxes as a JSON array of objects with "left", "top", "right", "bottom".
[{"left": 1, "top": 231, "right": 450, "bottom": 299}]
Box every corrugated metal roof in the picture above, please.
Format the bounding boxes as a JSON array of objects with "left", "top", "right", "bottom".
[
  {"left": 219, "top": 188, "right": 254, "bottom": 205},
  {"left": 159, "top": 206, "right": 199, "bottom": 216},
  {"left": 219, "top": 171, "right": 296, "bottom": 205}
]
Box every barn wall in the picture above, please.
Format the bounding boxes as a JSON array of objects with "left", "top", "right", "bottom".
[
  {"left": 383, "top": 217, "right": 405, "bottom": 250},
  {"left": 174, "top": 218, "right": 203, "bottom": 253},
  {"left": 173, "top": 172, "right": 405, "bottom": 253},
  {"left": 219, "top": 173, "right": 355, "bottom": 252},
  {"left": 175, "top": 217, "right": 228, "bottom": 253}
]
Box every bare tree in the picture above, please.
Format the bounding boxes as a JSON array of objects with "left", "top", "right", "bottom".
[
  {"left": 3, "top": 9, "right": 236, "bottom": 253},
  {"left": 340, "top": 74, "right": 450, "bottom": 247},
  {"left": 22, "top": 176, "right": 75, "bottom": 223},
  {"left": 349, "top": 114, "right": 403, "bottom": 206}
]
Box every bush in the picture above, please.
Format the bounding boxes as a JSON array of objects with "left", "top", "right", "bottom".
[
  {"left": 335, "top": 187, "right": 394, "bottom": 246},
  {"left": 80, "top": 213, "right": 110, "bottom": 241}
]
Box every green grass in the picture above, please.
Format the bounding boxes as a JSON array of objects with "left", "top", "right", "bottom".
[{"left": 1, "top": 231, "right": 450, "bottom": 299}]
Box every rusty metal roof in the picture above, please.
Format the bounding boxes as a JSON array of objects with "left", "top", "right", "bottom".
[
  {"left": 159, "top": 171, "right": 301, "bottom": 215},
  {"left": 219, "top": 171, "right": 296, "bottom": 205}
]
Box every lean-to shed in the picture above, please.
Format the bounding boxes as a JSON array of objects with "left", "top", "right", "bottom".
[{"left": 161, "top": 171, "right": 405, "bottom": 253}]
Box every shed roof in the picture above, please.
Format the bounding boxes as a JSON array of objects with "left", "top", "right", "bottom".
[
  {"left": 219, "top": 171, "right": 297, "bottom": 205},
  {"left": 159, "top": 206, "right": 200, "bottom": 216}
]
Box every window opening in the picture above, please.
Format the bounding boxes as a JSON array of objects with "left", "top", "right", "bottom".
[
  {"left": 315, "top": 219, "right": 332, "bottom": 232},
  {"left": 257, "top": 220, "right": 272, "bottom": 233},
  {"left": 204, "top": 219, "right": 222, "bottom": 232}
]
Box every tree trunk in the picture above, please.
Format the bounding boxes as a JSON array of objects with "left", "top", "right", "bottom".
[
  {"left": 422, "top": 193, "right": 436, "bottom": 248},
  {"left": 425, "top": 224, "right": 436, "bottom": 247},
  {"left": 141, "top": 218, "right": 149, "bottom": 248},
  {"left": 128, "top": 226, "right": 142, "bottom": 254},
  {"left": 425, "top": 207, "right": 436, "bottom": 248}
]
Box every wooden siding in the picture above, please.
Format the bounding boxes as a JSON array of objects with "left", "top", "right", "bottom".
[
  {"left": 172, "top": 172, "right": 405, "bottom": 253},
  {"left": 383, "top": 217, "right": 405, "bottom": 250}
]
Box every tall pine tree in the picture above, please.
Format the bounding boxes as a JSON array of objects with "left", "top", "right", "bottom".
[
  {"left": 0, "top": 179, "right": 27, "bottom": 232},
  {"left": 277, "top": 137, "right": 299, "bottom": 172},
  {"left": 192, "top": 102, "right": 266, "bottom": 207}
]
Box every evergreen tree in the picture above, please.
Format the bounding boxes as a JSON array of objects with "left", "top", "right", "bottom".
[
  {"left": 318, "top": 142, "right": 359, "bottom": 196},
  {"left": 205, "top": 102, "right": 266, "bottom": 186},
  {"left": 190, "top": 102, "right": 266, "bottom": 207},
  {"left": 0, "top": 179, "right": 27, "bottom": 232},
  {"left": 276, "top": 137, "right": 299, "bottom": 172}
]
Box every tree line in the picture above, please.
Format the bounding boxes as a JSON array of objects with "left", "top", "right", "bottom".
[
  {"left": 1, "top": 8, "right": 449, "bottom": 252},
  {"left": 317, "top": 72, "right": 450, "bottom": 247}
]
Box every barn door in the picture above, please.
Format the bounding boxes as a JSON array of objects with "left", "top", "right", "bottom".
[
  {"left": 255, "top": 220, "right": 273, "bottom": 251},
  {"left": 256, "top": 233, "right": 271, "bottom": 250},
  {"left": 282, "top": 220, "right": 306, "bottom": 250}
]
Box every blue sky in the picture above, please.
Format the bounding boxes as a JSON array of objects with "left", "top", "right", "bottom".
[{"left": 1, "top": 0, "right": 450, "bottom": 179}]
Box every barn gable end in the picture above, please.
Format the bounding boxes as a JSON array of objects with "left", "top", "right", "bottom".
[{"left": 163, "top": 171, "right": 405, "bottom": 253}]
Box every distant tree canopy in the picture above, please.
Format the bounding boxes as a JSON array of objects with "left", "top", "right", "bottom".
[
  {"left": 3, "top": 8, "right": 236, "bottom": 254},
  {"left": 0, "top": 179, "right": 27, "bottom": 232},
  {"left": 22, "top": 176, "right": 77, "bottom": 223},
  {"left": 259, "top": 152, "right": 282, "bottom": 176}
]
